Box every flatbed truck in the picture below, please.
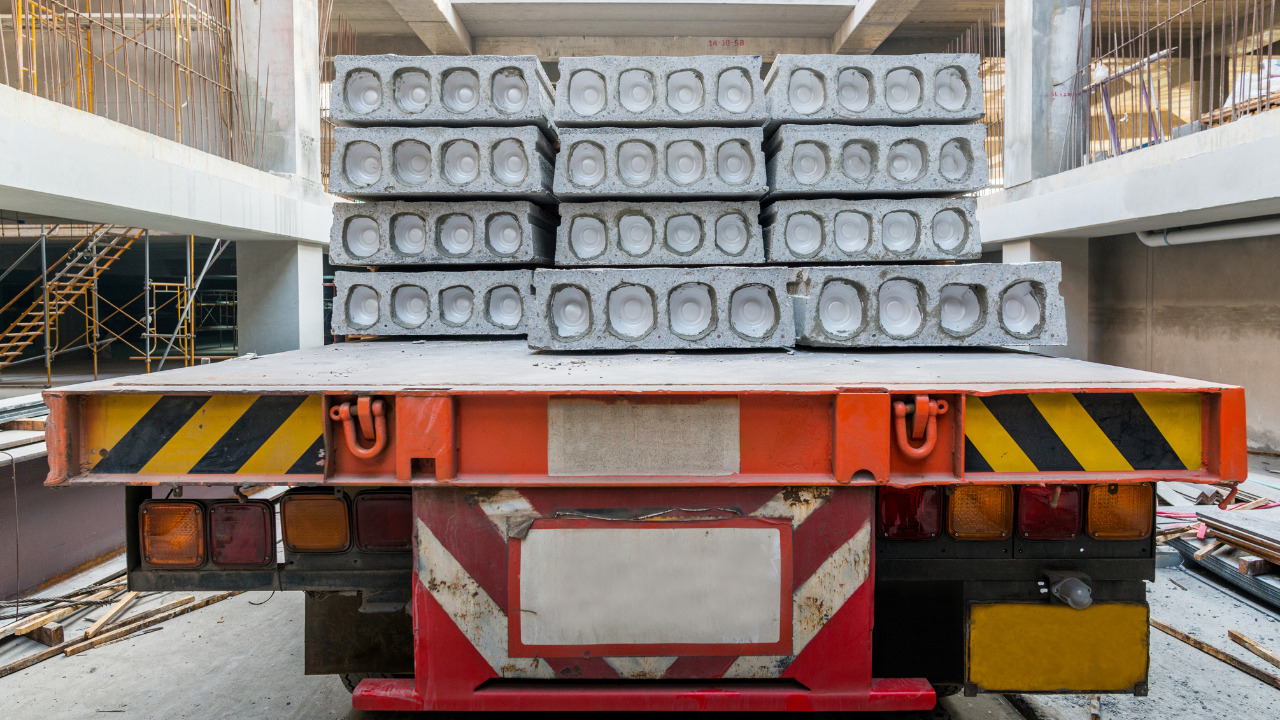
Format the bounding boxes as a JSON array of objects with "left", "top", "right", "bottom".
[{"left": 43, "top": 339, "right": 1246, "bottom": 712}]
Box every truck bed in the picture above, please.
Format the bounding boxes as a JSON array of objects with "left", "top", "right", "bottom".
[{"left": 51, "top": 340, "right": 1229, "bottom": 395}]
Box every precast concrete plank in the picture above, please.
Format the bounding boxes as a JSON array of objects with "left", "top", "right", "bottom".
[
  {"left": 764, "top": 197, "right": 981, "bottom": 262},
  {"left": 529, "top": 266, "right": 793, "bottom": 350},
  {"left": 329, "top": 200, "right": 555, "bottom": 266},
  {"left": 555, "top": 55, "right": 766, "bottom": 127},
  {"left": 331, "top": 270, "right": 534, "bottom": 337},
  {"left": 765, "top": 54, "right": 984, "bottom": 130},
  {"left": 329, "top": 126, "right": 554, "bottom": 200},
  {"left": 330, "top": 55, "right": 555, "bottom": 133},
  {"left": 792, "top": 262, "right": 1067, "bottom": 347},
  {"left": 554, "top": 127, "right": 768, "bottom": 200},
  {"left": 556, "top": 201, "right": 764, "bottom": 266},
  {"left": 766, "top": 123, "right": 989, "bottom": 197}
]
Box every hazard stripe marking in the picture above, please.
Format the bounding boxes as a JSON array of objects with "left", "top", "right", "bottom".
[
  {"left": 85, "top": 395, "right": 160, "bottom": 469},
  {"left": 287, "top": 436, "right": 326, "bottom": 474},
  {"left": 1134, "top": 393, "right": 1202, "bottom": 470},
  {"left": 964, "top": 437, "right": 994, "bottom": 473},
  {"left": 423, "top": 487, "right": 867, "bottom": 681},
  {"left": 963, "top": 397, "right": 1038, "bottom": 473},
  {"left": 723, "top": 521, "right": 871, "bottom": 678},
  {"left": 964, "top": 393, "right": 1200, "bottom": 473},
  {"left": 415, "top": 518, "right": 554, "bottom": 680},
  {"left": 187, "top": 396, "right": 308, "bottom": 473},
  {"left": 87, "top": 394, "right": 323, "bottom": 475},
  {"left": 90, "top": 396, "right": 209, "bottom": 474},
  {"left": 139, "top": 395, "right": 259, "bottom": 474},
  {"left": 1028, "top": 393, "right": 1132, "bottom": 472},
  {"left": 1074, "top": 393, "right": 1187, "bottom": 470},
  {"left": 981, "top": 394, "right": 1083, "bottom": 472},
  {"left": 237, "top": 396, "right": 325, "bottom": 475}
]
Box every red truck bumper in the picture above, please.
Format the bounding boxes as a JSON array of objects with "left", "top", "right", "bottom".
[{"left": 351, "top": 486, "right": 935, "bottom": 713}]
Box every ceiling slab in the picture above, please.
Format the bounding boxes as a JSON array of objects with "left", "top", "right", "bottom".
[{"left": 453, "top": 0, "right": 854, "bottom": 38}]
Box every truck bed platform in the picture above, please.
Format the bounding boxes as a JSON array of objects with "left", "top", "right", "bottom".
[{"left": 48, "top": 340, "right": 1234, "bottom": 395}]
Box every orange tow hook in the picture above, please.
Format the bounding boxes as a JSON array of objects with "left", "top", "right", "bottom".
[
  {"left": 330, "top": 396, "right": 388, "bottom": 459},
  {"left": 893, "top": 394, "right": 949, "bottom": 460}
]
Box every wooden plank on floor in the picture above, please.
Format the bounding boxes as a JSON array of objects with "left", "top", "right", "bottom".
[
  {"left": 1151, "top": 619, "right": 1280, "bottom": 690},
  {"left": 63, "top": 592, "right": 241, "bottom": 658},
  {"left": 1229, "top": 630, "right": 1280, "bottom": 671},
  {"left": 84, "top": 591, "right": 140, "bottom": 639}
]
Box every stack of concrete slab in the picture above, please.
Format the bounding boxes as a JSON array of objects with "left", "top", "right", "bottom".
[
  {"left": 763, "top": 54, "right": 1066, "bottom": 347},
  {"left": 327, "top": 56, "right": 555, "bottom": 338},
  {"left": 534, "top": 56, "right": 791, "bottom": 350}
]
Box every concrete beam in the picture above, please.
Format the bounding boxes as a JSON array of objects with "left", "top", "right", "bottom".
[
  {"left": 473, "top": 35, "right": 830, "bottom": 62},
  {"left": 0, "top": 84, "right": 334, "bottom": 244},
  {"left": 978, "top": 109, "right": 1280, "bottom": 244},
  {"left": 832, "top": 0, "right": 921, "bottom": 54},
  {"left": 386, "top": 0, "right": 473, "bottom": 54}
]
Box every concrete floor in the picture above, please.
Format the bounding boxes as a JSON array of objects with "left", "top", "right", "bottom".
[
  {"left": 0, "top": 357, "right": 149, "bottom": 400},
  {"left": 1, "top": 562, "right": 1277, "bottom": 720}
]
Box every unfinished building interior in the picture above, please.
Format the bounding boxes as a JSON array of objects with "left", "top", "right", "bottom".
[{"left": 3, "top": 1, "right": 1280, "bottom": 718}]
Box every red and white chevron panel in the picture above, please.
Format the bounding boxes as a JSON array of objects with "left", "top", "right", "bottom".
[{"left": 352, "top": 486, "right": 934, "bottom": 712}]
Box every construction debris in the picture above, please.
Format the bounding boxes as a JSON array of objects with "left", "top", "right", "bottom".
[
  {"left": 1229, "top": 630, "right": 1280, "bottom": 670},
  {"left": 0, "top": 563, "right": 237, "bottom": 680},
  {"left": 1150, "top": 618, "right": 1280, "bottom": 690}
]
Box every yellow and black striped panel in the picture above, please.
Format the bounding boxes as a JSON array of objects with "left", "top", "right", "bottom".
[
  {"left": 85, "top": 395, "right": 324, "bottom": 475},
  {"left": 965, "top": 392, "right": 1201, "bottom": 473}
]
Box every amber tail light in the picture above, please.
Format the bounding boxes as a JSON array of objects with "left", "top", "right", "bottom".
[
  {"left": 281, "top": 494, "right": 351, "bottom": 553},
  {"left": 1087, "top": 483, "right": 1153, "bottom": 539},
  {"left": 140, "top": 501, "right": 206, "bottom": 568},
  {"left": 948, "top": 485, "right": 1013, "bottom": 540}
]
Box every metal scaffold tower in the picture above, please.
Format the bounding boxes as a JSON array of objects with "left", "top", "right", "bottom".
[{"left": 0, "top": 224, "right": 142, "bottom": 381}]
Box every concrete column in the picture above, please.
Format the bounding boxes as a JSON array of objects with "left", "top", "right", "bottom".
[
  {"left": 237, "top": 242, "right": 324, "bottom": 355},
  {"left": 1003, "top": 0, "right": 1090, "bottom": 186},
  {"left": 1003, "top": 238, "right": 1089, "bottom": 360},
  {"left": 233, "top": 0, "right": 324, "bottom": 354},
  {"left": 236, "top": 0, "right": 321, "bottom": 182}
]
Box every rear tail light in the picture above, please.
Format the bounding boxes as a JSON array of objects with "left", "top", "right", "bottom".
[
  {"left": 1017, "top": 485, "right": 1082, "bottom": 540},
  {"left": 210, "top": 501, "right": 276, "bottom": 567},
  {"left": 947, "top": 485, "right": 1013, "bottom": 540},
  {"left": 281, "top": 494, "right": 351, "bottom": 552},
  {"left": 1086, "top": 483, "right": 1153, "bottom": 539},
  {"left": 354, "top": 492, "right": 412, "bottom": 551},
  {"left": 877, "top": 486, "right": 941, "bottom": 540},
  {"left": 140, "top": 501, "right": 205, "bottom": 568}
]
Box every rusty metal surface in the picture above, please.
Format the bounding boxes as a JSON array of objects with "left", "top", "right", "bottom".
[{"left": 43, "top": 340, "right": 1230, "bottom": 396}]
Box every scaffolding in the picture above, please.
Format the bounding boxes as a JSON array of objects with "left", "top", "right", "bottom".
[
  {"left": 0, "top": 0, "right": 270, "bottom": 168},
  {"left": 0, "top": 227, "right": 232, "bottom": 383}
]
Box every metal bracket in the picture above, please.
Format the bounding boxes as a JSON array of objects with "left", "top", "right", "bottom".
[
  {"left": 893, "top": 394, "right": 949, "bottom": 460},
  {"left": 331, "top": 396, "right": 388, "bottom": 460}
]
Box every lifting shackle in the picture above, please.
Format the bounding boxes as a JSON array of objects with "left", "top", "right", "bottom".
[
  {"left": 330, "top": 396, "right": 388, "bottom": 459},
  {"left": 893, "top": 394, "right": 949, "bottom": 460}
]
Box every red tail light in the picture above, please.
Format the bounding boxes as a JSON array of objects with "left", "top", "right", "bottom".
[
  {"left": 877, "top": 486, "right": 941, "bottom": 540},
  {"left": 354, "top": 492, "right": 413, "bottom": 551},
  {"left": 1017, "top": 485, "right": 1082, "bottom": 540},
  {"left": 210, "top": 501, "right": 275, "bottom": 567}
]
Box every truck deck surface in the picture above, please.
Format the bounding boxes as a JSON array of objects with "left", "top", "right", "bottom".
[{"left": 53, "top": 340, "right": 1226, "bottom": 394}]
